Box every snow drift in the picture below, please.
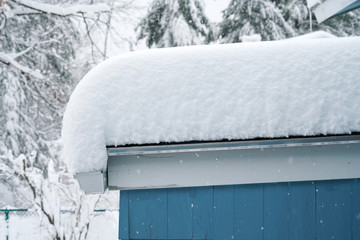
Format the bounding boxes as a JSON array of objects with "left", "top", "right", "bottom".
[{"left": 62, "top": 36, "right": 360, "bottom": 174}]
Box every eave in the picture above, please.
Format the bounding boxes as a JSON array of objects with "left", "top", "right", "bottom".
[
  {"left": 310, "top": 0, "right": 360, "bottom": 23},
  {"left": 76, "top": 134, "right": 360, "bottom": 194}
]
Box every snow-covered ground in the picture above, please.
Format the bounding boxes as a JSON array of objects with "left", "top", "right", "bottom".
[
  {"left": 87, "top": 211, "right": 119, "bottom": 240},
  {"left": 0, "top": 210, "right": 119, "bottom": 240},
  {"left": 0, "top": 211, "right": 49, "bottom": 239}
]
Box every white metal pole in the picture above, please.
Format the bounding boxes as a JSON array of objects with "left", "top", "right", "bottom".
[{"left": 309, "top": 7, "right": 313, "bottom": 32}]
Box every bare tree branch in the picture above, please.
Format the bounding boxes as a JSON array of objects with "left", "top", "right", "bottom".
[{"left": 81, "top": 12, "right": 105, "bottom": 62}]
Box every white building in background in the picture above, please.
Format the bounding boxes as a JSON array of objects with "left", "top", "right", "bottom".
[{"left": 308, "top": 0, "right": 360, "bottom": 23}]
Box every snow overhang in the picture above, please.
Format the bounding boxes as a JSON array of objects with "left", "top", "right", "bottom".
[
  {"left": 62, "top": 36, "right": 360, "bottom": 193},
  {"left": 308, "top": 0, "right": 360, "bottom": 23}
]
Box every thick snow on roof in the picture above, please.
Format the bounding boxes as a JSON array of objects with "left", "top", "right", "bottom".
[
  {"left": 285, "top": 31, "right": 337, "bottom": 40},
  {"left": 62, "top": 36, "right": 360, "bottom": 174}
]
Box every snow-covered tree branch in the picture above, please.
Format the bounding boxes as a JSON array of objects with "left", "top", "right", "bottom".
[
  {"left": 0, "top": 0, "right": 119, "bottom": 161},
  {"left": 0, "top": 152, "right": 101, "bottom": 240},
  {"left": 218, "top": 0, "right": 360, "bottom": 42},
  {"left": 137, "top": 0, "right": 213, "bottom": 48},
  {"left": 11, "top": 0, "right": 110, "bottom": 16},
  {"left": 0, "top": 52, "right": 44, "bottom": 79},
  {"left": 0, "top": 0, "right": 125, "bottom": 238}
]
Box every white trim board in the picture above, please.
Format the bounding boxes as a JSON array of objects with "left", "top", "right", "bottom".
[
  {"left": 107, "top": 136, "right": 360, "bottom": 190},
  {"left": 311, "top": 0, "right": 359, "bottom": 23},
  {"left": 76, "top": 171, "right": 107, "bottom": 194},
  {"left": 107, "top": 135, "right": 360, "bottom": 156}
]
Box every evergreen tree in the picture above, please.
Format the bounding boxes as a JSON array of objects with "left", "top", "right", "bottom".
[
  {"left": 275, "top": 0, "right": 360, "bottom": 36},
  {"left": 313, "top": 10, "right": 360, "bottom": 36},
  {"left": 219, "top": 0, "right": 295, "bottom": 42},
  {"left": 137, "top": 0, "right": 213, "bottom": 48},
  {"left": 219, "top": 0, "right": 360, "bottom": 43},
  {"left": 274, "top": 0, "right": 309, "bottom": 34}
]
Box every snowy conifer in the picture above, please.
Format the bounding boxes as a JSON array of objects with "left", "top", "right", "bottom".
[
  {"left": 313, "top": 10, "right": 360, "bottom": 36},
  {"left": 274, "top": 0, "right": 310, "bottom": 34},
  {"left": 137, "top": 0, "right": 213, "bottom": 48},
  {"left": 275, "top": 0, "right": 360, "bottom": 36},
  {"left": 219, "top": 0, "right": 295, "bottom": 42}
]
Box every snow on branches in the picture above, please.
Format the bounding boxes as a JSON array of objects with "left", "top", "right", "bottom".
[
  {"left": 137, "top": 0, "right": 213, "bottom": 48},
  {"left": 0, "top": 52, "right": 44, "bottom": 79},
  {"left": 0, "top": 1, "right": 117, "bottom": 238},
  {"left": 13, "top": 0, "right": 110, "bottom": 16},
  {"left": 0, "top": 151, "right": 101, "bottom": 240}
]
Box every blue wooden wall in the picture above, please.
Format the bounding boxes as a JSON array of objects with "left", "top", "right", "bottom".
[{"left": 119, "top": 179, "right": 360, "bottom": 240}]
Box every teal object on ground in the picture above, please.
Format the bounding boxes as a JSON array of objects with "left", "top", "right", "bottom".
[{"left": 0, "top": 209, "right": 28, "bottom": 240}]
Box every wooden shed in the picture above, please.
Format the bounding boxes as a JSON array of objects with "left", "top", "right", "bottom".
[{"left": 62, "top": 36, "right": 360, "bottom": 240}]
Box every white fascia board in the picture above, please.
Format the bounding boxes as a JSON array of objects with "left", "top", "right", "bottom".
[
  {"left": 107, "top": 135, "right": 360, "bottom": 190},
  {"left": 107, "top": 135, "right": 360, "bottom": 156},
  {"left": 76, "top": 171, "right": 107, "bottom": 194},
  {"left": 312, "top": 0, "right": 357, "bottom": 23}
]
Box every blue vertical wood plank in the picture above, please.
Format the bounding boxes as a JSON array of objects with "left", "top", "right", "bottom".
[
  {"left": 233, "top": 184, "right": 263, "bottom": 240},
  {"left": 120, "top": 179, "right": 360, "bottom": 240},
  {"left": 214, "top": 185, "right": 234, "bottom": 240},
  {"left": 119, "top": 190, "right": 129, "bottom": 240},
  {"left": 191, "top": 186, "right": 214, "bottom": 239},
  {"left": 289, "top": 181, "right": 316, "bottom": 240},
  {"left": 352, "top": 179, "right": 360, "bottom": 240},
  {"left": 316, "top": 179, "right": 352, "bottom": 240},
  {"left": 128, "top": 189, "right": 167, "bottom": 239},
  {"left": 167, "top": 187, "right": 192, "bottom": 239},
  {"left": 264, "top": 182, "right": 290, "bottom": 240}
]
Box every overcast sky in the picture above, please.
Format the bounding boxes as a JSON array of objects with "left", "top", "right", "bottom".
[{"left": 204, "top": 0, "right": 230, "bottom": 22}]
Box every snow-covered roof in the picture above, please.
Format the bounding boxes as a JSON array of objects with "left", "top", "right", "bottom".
[
  {"left": 62, "top": 36, "right": 360, "bottom": 174},
  {"left": 284, "top": 31, "right": 336, "bottom": 40}
]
